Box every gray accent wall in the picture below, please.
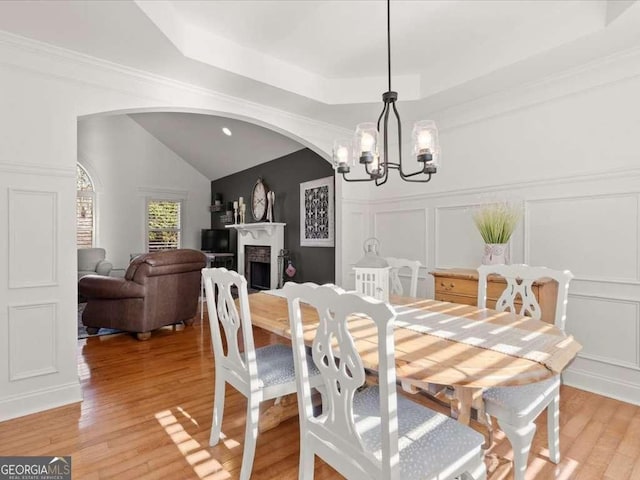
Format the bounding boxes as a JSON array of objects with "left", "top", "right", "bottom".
[{"left": 210, "top": 148, "right": 335, "bottom": 284}]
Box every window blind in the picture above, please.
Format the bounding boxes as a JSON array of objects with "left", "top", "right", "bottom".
[{"left": 147, "top": 200, "right": 182, "bottom": 251}]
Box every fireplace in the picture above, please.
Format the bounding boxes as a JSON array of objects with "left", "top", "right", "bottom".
[
  {"left": 245, "top": 245, "right": 271, "bottom": 291},
  {"left": 226, "top": 222, "right": 285, "bottom": 290}
]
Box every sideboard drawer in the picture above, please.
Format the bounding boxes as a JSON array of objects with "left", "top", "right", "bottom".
[
  {"left": 430, "top": 268, "right": 557, "bottom": 324},
  {"left": 434, "top": 277, "right": 477, "bottom": 297},
  {"left": 434, "top": 277, "right": 512, "bottom": 301},
  {"left": 435, "top": 292, "right": 477, "bottom": 307}
]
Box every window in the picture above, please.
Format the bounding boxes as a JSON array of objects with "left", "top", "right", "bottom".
[
  {"left": 147, "top": 199, "right": 182, "bottom": 251},
  {"left": 76, "top": 164, "right": 95, "bottom": 248}
]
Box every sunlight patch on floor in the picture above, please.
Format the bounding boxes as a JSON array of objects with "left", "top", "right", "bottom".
[
  {"left": 155, "top": 408, "right": 231, "bottom": 480},
  {"left": 219, "top": 432, "right": 241, "bottom": 450}
]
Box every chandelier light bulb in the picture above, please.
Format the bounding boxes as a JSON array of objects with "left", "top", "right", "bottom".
[
  {"left": 370, "top": 154, "right": 384, "bottom": 175},
  {"left": 417, "top": 130, "right": 433, "bottom": 152},
  {"left": 361, "top": 132, "right": 375, "bottom": 152},
  {"left": 354, "top": 122, "right": 378, "bottom": 166},
  {"left": 333, "top": 139, "right": 353, "bottom": 173},
  {"left": 412, "top": 120, "right": 440, "bottom": 169},
  {"left": 336, "top": 146, "right": 349, "bottom": 163}
]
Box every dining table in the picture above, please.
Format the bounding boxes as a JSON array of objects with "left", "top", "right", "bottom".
[{"left": 246, "top": 290, "right": 582, "bottom": 432}]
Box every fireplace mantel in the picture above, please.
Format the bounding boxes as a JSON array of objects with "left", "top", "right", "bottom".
[
  {"left": 226, "top": 222, "right": 286, "bottom": 241},
  {"left": 226, "top": 222, "right": 285, "bottom": 290}
]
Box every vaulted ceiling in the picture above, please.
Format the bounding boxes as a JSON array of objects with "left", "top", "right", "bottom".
[{"left": 1, "top": 0, "right": 639, "bottom": 178}]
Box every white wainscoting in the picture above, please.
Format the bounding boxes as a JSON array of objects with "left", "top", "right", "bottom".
[
  {"left": 8, "top": 303, "right": 58, "bottom": 381},
  {"left": 525, "top": 194, "right": 640, "bottom": 283},
  {"left": 566, "top": 294, "right": 640, "bottom": 370},
  {"left": 340, "top": 169, "right": 640, "bottom": 405},
  {"left": 340, "top": 201, "right": 370, "bottom": 290},
  {"left": 0, "top": 166, "right": 82, "bottom": 421},
  {"left": 434, "top": 205, "right": 483, "bottom": 269},
  {"left": 8, "top": 188, "right": 58, "bottom": 288},
  {"left": 374, "top": 208, "right": 428, "bottom": 264}
]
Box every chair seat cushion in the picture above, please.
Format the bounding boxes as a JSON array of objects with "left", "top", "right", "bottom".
[
  {"left": 353, "top": 386, "right": 484, "bottom": 480},
  {"left": 483, "top": 375, "right": 561, "bottom": 425},
  {"left": 253, "top": 344, "right": 320, "bottom": 388}
]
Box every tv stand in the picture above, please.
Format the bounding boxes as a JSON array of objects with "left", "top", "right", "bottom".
[{"left": 202, "top": 251, "right": 235, "bottom": 269}]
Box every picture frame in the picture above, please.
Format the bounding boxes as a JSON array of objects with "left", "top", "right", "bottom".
[{"left": 300, "top": 176, "right": 334, "bottom": 247}]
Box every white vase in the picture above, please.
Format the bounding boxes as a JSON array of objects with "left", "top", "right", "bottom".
[{"left": 482, "top": 243, "right": 509, "bottom": 265}]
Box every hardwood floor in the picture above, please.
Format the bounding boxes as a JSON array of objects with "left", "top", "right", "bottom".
[{"left": 1, "top": 313, "right": 639, "bottom": 479}]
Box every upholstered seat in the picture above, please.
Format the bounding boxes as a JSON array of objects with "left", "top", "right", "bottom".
[
  {"left": 78, "top": 247, "right": 112, "bottom": 281},
  {"left": 482, "top": 376, "right": 560, "bottom": 425},
  {"left": 245, "top": 344, "right": 320, "bottom": 389},
  {"left": 353, "top": 386, "right": 485, "bottom": 480},
  {"left": 79, "top": 249, "right": 206, "bottom": 340}
]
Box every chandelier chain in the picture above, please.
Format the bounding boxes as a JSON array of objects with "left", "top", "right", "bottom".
[{"left": 387, "top": 0, "right": 391, "bottom": 93}]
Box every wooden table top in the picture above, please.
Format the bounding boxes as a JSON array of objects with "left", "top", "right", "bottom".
[{"left": 248, "top": 292, "right": 582, "bottom": 389}]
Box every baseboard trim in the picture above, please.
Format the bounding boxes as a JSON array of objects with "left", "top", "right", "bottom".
[
  {"left": 0, "top": 381, "right": 82, "bottom": 422},
  {"left": 563, "top": 367, "right": 640, "bottom": 407}
]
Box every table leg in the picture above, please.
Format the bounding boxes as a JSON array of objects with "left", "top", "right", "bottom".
[
  {"left": 453, "top": 386, "right": 493, "bottom": 448},
  {"left": 259, "top": 394, "right": 299, "bottom": 433}
]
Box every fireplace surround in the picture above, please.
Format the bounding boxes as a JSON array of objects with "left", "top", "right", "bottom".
[{"left": 226, "top": 223, "right": 285, "bottom": 290}]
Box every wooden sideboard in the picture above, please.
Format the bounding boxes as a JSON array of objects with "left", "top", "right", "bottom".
[{"left": 430, "top": 268, "right": 559, "bottom": 324}]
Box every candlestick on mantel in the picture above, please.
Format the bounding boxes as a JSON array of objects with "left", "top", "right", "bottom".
[{"left": 238, "top": 196, "right": 244, "bottom": 206}]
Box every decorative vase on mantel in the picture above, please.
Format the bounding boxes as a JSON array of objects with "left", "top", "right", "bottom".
[{"left": 482, "top": 243, "right": 509, "bottom": 265}]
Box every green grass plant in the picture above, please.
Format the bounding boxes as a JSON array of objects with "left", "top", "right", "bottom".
[{"left": 472, "top": 202, "right": 521, "bottom": 244}]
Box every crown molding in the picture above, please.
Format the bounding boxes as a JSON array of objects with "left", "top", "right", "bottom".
[
  {"left": 0, "top": 30, "right": 350, "bottom": 146},
  {"left": 0, "top": 162, "right": 75, "bottom": 178},
  {"left": 437, "top": 44, "right": 640, "bottom": 132}
]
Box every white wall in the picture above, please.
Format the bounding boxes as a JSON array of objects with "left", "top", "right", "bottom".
[
  {"left": 341, "top": 49, "right": 640, "bottom": 405},
  {"left": 78, "top": 115, "right": 210, "bottom": 269},
  {"left": 0, "top": 31, "right": 346, "bottom": 421}
]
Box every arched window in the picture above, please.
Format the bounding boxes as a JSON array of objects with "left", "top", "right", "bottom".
[{"left": 77, "top": 164, "right": 95, "bottom": 248}]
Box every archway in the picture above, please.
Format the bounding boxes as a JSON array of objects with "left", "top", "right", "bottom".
[{"left": 78, "top": 107, "right": 341, "bottom": 281}]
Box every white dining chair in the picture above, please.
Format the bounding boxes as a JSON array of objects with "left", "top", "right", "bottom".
[
  {"left": 202, "top": 268, "right": 322, "bottom": 480},
  {"left": 385, "top": 257, "right": 421, "bottom": 297},
  {"left": 284, "top": 281, "right": 486, "bottom": 480},
  {"left": 477, "top": 264, "right": 573, "bottom": 480}
]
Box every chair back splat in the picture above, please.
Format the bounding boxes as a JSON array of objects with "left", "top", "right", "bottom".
[
  {"left": 385, "top": 257, "right": 421, "bottom": 297},
  {"left": 477, "top": 264, "right": 573, "bottom": 330},
  {"left": 203, "top": 268, "right": 258, "bottom": 388}
]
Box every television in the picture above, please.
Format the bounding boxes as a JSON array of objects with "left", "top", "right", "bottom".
[{"left": 201, "top": 229, "right": 230, "bottom": 253}]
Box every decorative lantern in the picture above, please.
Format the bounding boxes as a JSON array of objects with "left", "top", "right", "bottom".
[{"left": 353, "top": 238, "right": 390, "bottom": 302}]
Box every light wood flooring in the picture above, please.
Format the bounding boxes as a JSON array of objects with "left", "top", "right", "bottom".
[{"left": 1, "top": 313, "right": 640, "bottom": 480}]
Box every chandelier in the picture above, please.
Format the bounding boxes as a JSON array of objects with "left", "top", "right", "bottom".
[{"left": 333, "top": 0, "right": 440, "bottom": 186}]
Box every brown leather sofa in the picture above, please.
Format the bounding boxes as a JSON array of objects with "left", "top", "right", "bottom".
[{"left": 78, "top": 249, "right": 206, "bottom": 340}]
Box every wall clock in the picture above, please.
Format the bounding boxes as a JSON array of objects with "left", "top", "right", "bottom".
[{"left": 251, "top": 178, "right": 268, "bottom": 221}]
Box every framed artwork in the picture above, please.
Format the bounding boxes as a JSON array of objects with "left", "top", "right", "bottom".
[{"left": 300, "top": 176, "right": 334, "bottom": 247}]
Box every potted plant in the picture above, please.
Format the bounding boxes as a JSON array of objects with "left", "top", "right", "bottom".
[{"left": 472, "top": 201, "right": 522, "bottom": 264}]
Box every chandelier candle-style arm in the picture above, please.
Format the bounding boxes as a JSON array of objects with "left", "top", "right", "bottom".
[{"left": 332, "top": 0, "right": 441, "bottom": 185}]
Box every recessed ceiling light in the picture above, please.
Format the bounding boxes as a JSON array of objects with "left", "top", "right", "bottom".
[{"left": 222, "top": 127, "right": 232, "bottom": 136}]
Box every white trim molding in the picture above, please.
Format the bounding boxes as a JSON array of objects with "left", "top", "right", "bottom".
[{"left": 8, "top": 188, "right": 58, "bottom": 289}]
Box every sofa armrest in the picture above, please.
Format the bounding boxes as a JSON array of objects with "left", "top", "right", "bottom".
[
  {"left": 78, "top": 275, "right": 145, "bottom": 300},
  {"left": 96, "top": 260, "right": 113, "bottom": 276}
]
